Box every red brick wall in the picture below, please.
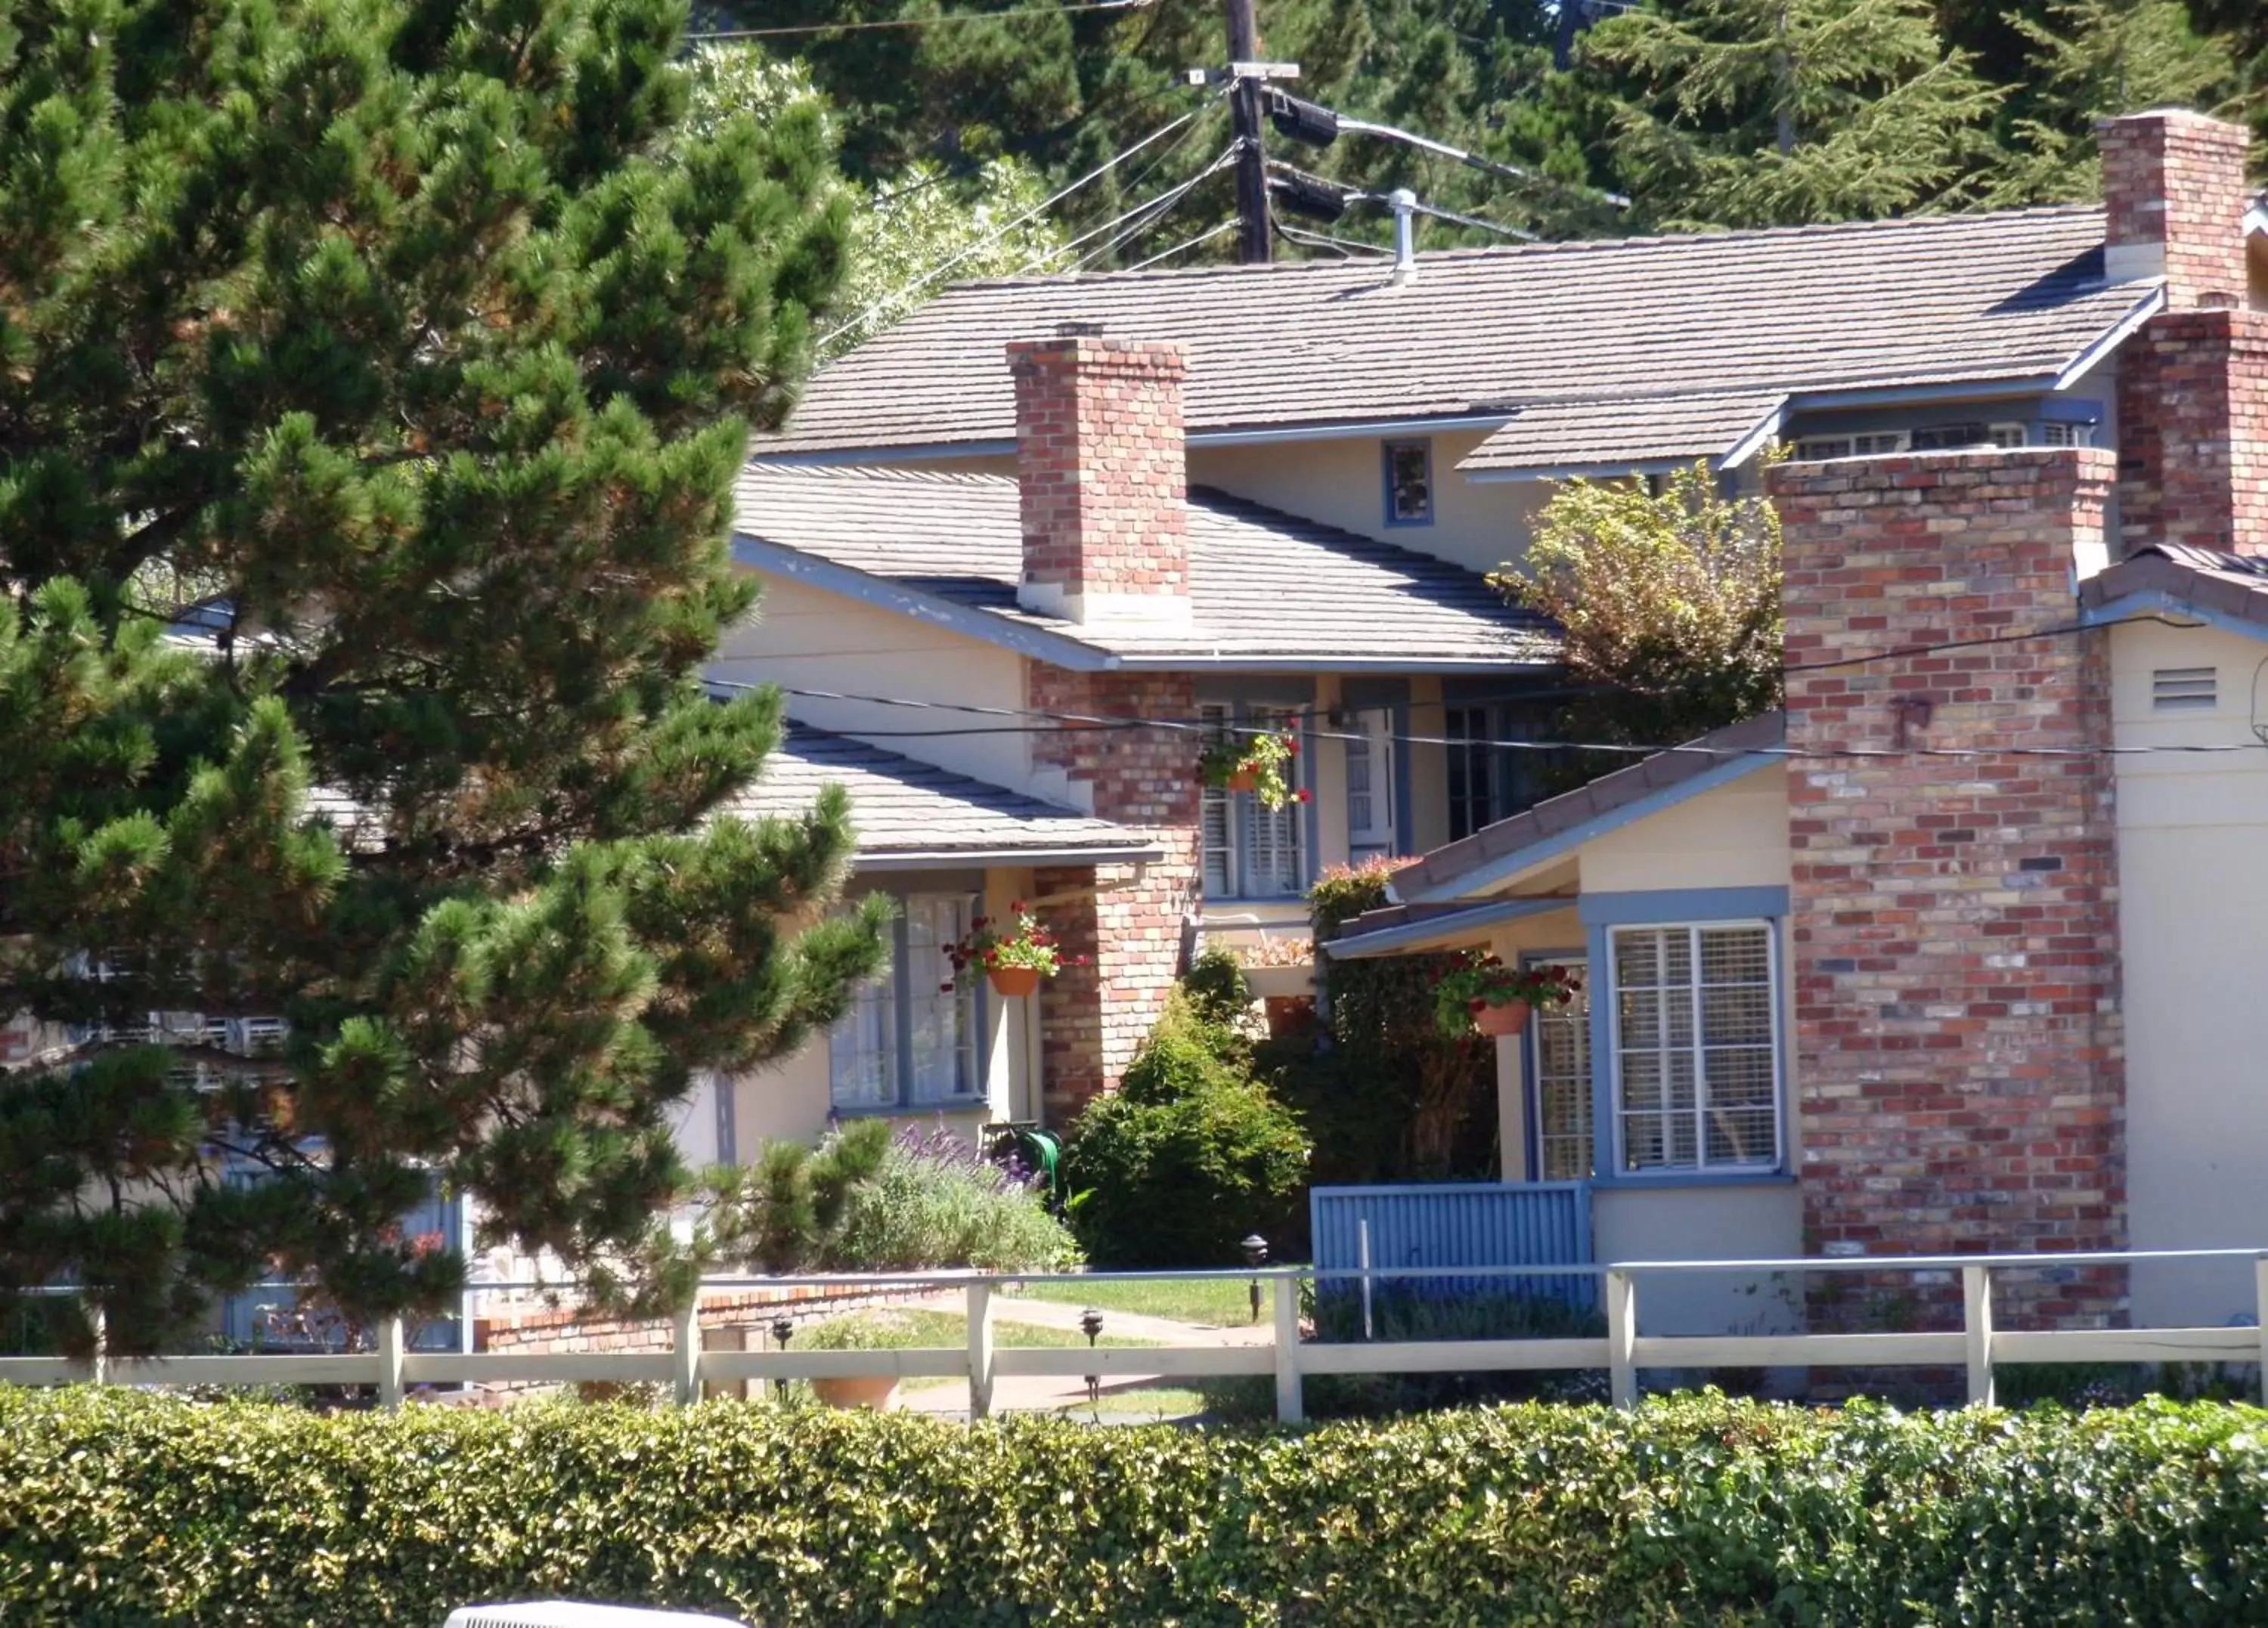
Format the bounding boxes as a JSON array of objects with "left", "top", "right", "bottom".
[
  {"left": 2099, "top": 110, "right": 2251, "bottom": 310},
  {"left": 1027, "top": 665, "right": 1201, "bottom": 1121},
  {"left": 2115, "top": 308, "right": 2268, "bottom": 557},
  {"left": 1774, "top": 449, "right": 2127, "bottom": 1326},
  {"left": 1009, "top": 336, "right": 1190, "bottom": 614}
]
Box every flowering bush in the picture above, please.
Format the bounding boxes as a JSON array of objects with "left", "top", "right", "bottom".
[
  {"left": 1432, "top": 955, "right": 1580, "bottom": 1038},
  {"left": 831, "top": 1126, "right": 1081, "bottom": 1273},
  {"left": 942, "top": 903, "right": 1073, "bottom": 986},
  {"left": 1198, "top": 729, "right": 1308, "bottom": 811}
]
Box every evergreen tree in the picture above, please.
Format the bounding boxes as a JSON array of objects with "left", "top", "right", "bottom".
[
  {"left": 0, "top": 0, "right": 892, "bottom": 1354},
  {"left": 685, "top": 45, "right": 1066, "bottom": 354},
  {"left": 1993, "top": 0, "right": 2240, "bottom": 203},
  {"left": 1582, "top": 0, "right": 2005, "bottom": 227}
]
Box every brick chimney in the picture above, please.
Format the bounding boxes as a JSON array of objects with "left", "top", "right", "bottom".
[
  {"left": 2102, "top": 109, "right": 2268, "bottom": 556},
  {"left": 1008, "top": 325, "right": 1193, "bottom": 631},
  {"left": 2099, "top": 108, "right": 2250, "bottom": 307},
  {"left": 1775, "top": 448, "right": 2127, "bottom": 1329}
]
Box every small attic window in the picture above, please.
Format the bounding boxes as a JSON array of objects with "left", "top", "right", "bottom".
[
  {"left": 1382, "top": 439, "right": 1433, "bottom": 526},
  {"left": 2152, "top": 667, "right": 2217, "bottom": 710}
]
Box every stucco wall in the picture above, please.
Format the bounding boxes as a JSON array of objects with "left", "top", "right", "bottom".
[
  {"left": 711, "top": 574, "right": 1034, "bottom": 795},
  {"left": 1579, "top": 764, "right": 1792, "bottom": 894},
  {"left": 1592, "top": 1184, "right": 1805, "bottom": 1337},
  {"left": 2112, "top": 618, "right": 2268, "bottom": 1326},
  {"left": 1191, "top": 433, "right": 1550, "bottom": 577}
]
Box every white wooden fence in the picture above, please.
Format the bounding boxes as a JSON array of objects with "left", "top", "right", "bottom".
[{"left": 8, "top": 1248, "right": 2266, "bottom": 1423}]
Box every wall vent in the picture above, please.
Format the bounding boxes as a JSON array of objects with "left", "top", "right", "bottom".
[{"left": 2152, "top": 667, "right": 2217, "bottom": 710}]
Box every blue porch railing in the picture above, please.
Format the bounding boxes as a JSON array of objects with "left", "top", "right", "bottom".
[{"left": 1309, "top": 1181, "right": 1594, "bottom": 1311}]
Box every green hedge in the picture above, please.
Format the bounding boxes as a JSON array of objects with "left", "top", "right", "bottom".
[{"left": 5, "top": 1388, "right": 2268, "bottom": 1625}]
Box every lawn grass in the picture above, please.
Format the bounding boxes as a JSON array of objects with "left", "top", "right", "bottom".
[
  {"left": 792, "top": 1308, "right": 1157, "bottom": 1393},
  {"left": 1004, "top": 1276, "right": 1258, "bottom": 1329},
  {"left": 1043, "top": 1376, "right": 1275, "bottom": 1423}
]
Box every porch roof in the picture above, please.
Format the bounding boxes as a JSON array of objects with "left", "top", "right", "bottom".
[
  {"left": 721, "top": 719, "right": 1164, "bottom": 869},
  {"left": 1390, "top": 712, "right": 1787, "bottom": 905},
  {"left": 1323, "top": 895, "right": 1576, "bottom": 959}
]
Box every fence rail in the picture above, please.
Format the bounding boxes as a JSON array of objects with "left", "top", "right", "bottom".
[{"left": 8, "top": 1249, "right": 2268, "bottom": 1422}]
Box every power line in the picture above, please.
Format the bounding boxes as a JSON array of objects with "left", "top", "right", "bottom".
[
  {"left": 1049, "top": 145, "right": 1243, "bottom": 273},
  {"left": 688, "top": 0, "right": 1153, "bottom": 42},
  {"left": 815, "top": 101, "right": 1210, "bottom": 346},
  {"left": 1127, "top": 217, "right": 1241, "bottom": 271}
]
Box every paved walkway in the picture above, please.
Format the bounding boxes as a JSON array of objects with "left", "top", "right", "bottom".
[{"left": 894, "top": 1291, "right": 1271, "bottom": 1421}]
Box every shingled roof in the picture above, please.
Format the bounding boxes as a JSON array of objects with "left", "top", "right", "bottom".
[
  {"left": 2081, "top": 543, "right": 2268, "bottom": 634},
  {"left": 723, "top": 720, "right": 1161, "bottom": 868},
  {"left": 730, "top": 463, "right": 1558, "bottom": 670},
  {"left": 762, "top": 207, "right": 2152, "bottom": 460}
]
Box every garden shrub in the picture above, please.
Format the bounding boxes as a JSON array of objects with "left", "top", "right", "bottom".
[
  {"left": 1062, "top": 993, "right": 1310, "bottom": 1268},
  {"left": 828, "top": 1126, "right": 1080, "bottom": 1272},
  {"left": 707, "top": 1121, "right": 1077, "bottom": 1273},
  {"left": 5, "top": 1388, "right": 2268, "bottom": 1626},
  {"left": 1306, "top": 1287, "right": 1610, "bottom": 1416}
]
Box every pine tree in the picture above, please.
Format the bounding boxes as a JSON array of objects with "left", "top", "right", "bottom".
[
  {"left": 0, "top": 0, "right": 892, "bottom": 1354},
  {"left": 1584, "top": 0, "right": 2006, "bottom": 229},
  {"left": 1993, "top": 0, "right": 2241, "bottom": 203}
]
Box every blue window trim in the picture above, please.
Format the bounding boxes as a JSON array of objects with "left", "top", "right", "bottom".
[
  {"left": 829, "top": 895, "right": 990, "bottom": 1116},
  {"left": 1380, "top": 438, "right": 1435, "bottom": 528},
  {"left": 1579, "top": 890, "right": 1792, "bottom": 1189}
]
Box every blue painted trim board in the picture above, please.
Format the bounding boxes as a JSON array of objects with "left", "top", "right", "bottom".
[{"left": 1579, "top": 886, "right": 1790, "bottom": 926}]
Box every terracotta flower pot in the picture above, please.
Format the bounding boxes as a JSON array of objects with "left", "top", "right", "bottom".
[
  {"left": 1470, "top": 998, "right": 1532, "bottom": 1038},
  {"left": 811, "top": 1375, "right": 900, "bottom": 1411},
  {"left": 987, "top": 964, "right": 1043, "bottom": 998},
  {"left": 1225, "top": 767, "right": 1259, "bottom": 794}
]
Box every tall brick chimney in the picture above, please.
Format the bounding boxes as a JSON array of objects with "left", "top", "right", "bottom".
[
  {"left": 1009, "top": 325, "right": 1194, "bottom": 630},
  {"left": 2102, "top": 109, "right": 2268, "bottom": 556},
  {"left": 1774, "top": 448, "right": 2127, "bottom": 1329}
]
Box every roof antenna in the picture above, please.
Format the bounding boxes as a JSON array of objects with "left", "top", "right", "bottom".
[{"left": 1389, "top": 188, "right": 1418, "bottom": 285}]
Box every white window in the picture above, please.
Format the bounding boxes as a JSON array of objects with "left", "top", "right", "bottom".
[
  {"left": 1198, "top": 703, "right": 1304, "bottom": 899},
  {"left": 1343, "top": 707, "right": 1398, "bottom": 865},
  {"left": 829, "top": 893, "right": 983, "bottom": 1111},
  {"left": 2040, "top": 419, "right": 2092, "bottom": 448},
  {"left": 1908, "top": 421, "right": 1994, "bottom": 451},
  {"left": 1610, "top": 923, "right": 1780, "bottom": 1173},
  {"left": 1528, "top": 956, "right": 1593, "bottom": 1180},
  {"left": 1792, "top": 432, "right": 1907, "bottom": 461}
]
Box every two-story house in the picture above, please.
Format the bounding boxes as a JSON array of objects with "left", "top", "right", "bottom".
[{"left": 708, "top": 106, "right": 2268, "bottom": 1249}]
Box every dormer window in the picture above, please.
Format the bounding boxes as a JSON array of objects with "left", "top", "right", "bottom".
[{"left": 1382, "top": 439, "right": 1434, "bottom": 526}]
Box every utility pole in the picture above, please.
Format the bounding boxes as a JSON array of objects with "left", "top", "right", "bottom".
[{"left": 1225, "top": 0, "right": 1270, "bottom": 265}]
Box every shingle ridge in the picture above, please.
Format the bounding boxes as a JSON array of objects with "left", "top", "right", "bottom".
[
  {"left": 937, "top": 204, "right": 2107, "bottom": 296},
  {"left": 741, "top": 461, "right": 1016, "bottom": 492}
]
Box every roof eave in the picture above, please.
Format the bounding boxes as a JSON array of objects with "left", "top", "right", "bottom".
[
  {"left": 1324, "top": 894, "right": 1576, "bottom": 958},
  {"left": 854, "top": 842, "right": 1168, "bottom": 870},
  {"left": 1108, "top": 650, "right": 1560, "bottom": 673}
]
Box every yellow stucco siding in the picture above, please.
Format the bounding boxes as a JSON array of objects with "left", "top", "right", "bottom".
[
  {"left": 2111, "top": 619, "right": 2268, "bottom": 1324},
  {"left": 715, "top": 574, "right": 1033, "bottom": 796},
  {"left": 1579, "top": 763, "right": 1792, "bottom": 895},
  {"left": 1191, "top": 433, "right": 1549, "bottom": 577}
]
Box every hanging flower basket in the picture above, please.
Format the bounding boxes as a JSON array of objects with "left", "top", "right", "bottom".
[
  {"left": 1198, "top": 730, "right": 1309, "bottom": 811},
  {"left": 987, "top": 964, "right": 1043, "bottom": 999},
  {"left": 1431, "top": 955, "right": 1579, "bottom": 1041},
  {"left": 1470, "top": 998, "right": 1532, "bottom": 1038},
  {"left": 944, "top": 903, "right": 1081, "bottom": 996}
]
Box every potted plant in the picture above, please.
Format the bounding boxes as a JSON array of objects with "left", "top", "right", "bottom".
[
  {"left": 795, "top": 1314, "right": 905, "bottom": 1412},
  {"left": 1234, "top": 934, "right": 1315, "bottom": 1000},
  {"left": 1433, "top": 956, "right": 1579, "bottom": 1039},
  {"left": 1198, "top": 730, "right": 1309, "bottom": 812},
  {"left": 945, "top": 903, "right": 1072, "bottom": 998}
]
